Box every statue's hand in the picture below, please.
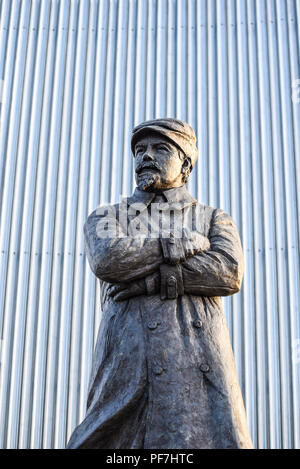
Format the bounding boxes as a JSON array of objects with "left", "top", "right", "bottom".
[
  {"left": 160, "top": 229, "right": 210, "bottom": 265},
  {"left": 182, "top": 228, "right": 210, "bottom": 258},
  {"left": 108, "top": 278, "right": 146, "bottom": 302},
  {"left": 160, "top": 232, "right": 186, "bottom": 265}
]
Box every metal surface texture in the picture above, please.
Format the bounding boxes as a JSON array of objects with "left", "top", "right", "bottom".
[{"left": 0, "top": 0, "right": 299, "bottom": 449}]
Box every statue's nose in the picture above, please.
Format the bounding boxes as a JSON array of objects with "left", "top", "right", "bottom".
[{"left": 142, "top": 151, "right": 155, "bottom": 161}]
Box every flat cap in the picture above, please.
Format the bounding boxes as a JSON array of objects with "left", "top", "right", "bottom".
[{"left": 131, "top": 118, "right": 198, "bottom": 168}]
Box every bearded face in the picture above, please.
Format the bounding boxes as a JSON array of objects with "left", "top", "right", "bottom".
[{"left": 134, "top": 132, "right": 190, "bottom": 192}]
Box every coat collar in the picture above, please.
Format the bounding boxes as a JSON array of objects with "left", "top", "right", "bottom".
[{"left": 126, "top": 185, "right": 197, "bottom": 210}]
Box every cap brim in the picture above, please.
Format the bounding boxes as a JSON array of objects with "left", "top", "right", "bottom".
[{"left": 131, "top": 125, "right": 185, "bottom": 155}]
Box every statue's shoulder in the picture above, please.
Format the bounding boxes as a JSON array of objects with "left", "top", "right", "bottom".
[
  {"left": 86, "top": 201, "right": 119, "bottom": 219},
  {"left": 193, "top": 202, "right": 237, "bottom": 232},
  {"left": 195, "top": 201, "right": 233, "bottom": 220},
  {"left": 83, "top": 202, "right": 120, "bottom": 236},
  {"left": 193, "top": 200, "right": 215, "bottom": 221}
]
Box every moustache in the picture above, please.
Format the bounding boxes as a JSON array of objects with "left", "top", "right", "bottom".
[{"left": 135, "top": 162, "right": 162, "bottom": 174}]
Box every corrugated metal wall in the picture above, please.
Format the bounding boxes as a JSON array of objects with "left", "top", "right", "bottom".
[{"left": 0, "top": 0, "right": 299, "bottom": 449}]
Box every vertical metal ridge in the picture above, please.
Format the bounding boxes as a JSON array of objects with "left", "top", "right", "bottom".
[
  {"left": 166, "top": 0, "right": 176, "bottom": 119},
  {"left": 54, "top": 0, "right": 89, "bottom": 448},
  {"left": 286, "top": 0, "right": 300, "bottom": 448},
  {"left": 215, "top": 1, "right": 235, "bottom": 392},
  {"left": 121, "top": 0, "right": 137, "bottom": 196},
  {"left": 195, "top": 0, "right": 208, "bottom": 205},
  {"left": 0, "top": 0, "right": 22, "bottom": 347},
  {"left": 232, "top": 0, "right": 256, "bottom": 446},
  {"left": 100, "top": 0, "right": 119, "bottom": 205},
  {"left": 20, "top": 0, "right": 61, "bottom": 449},
  {"left": 134, "top": 0, "right": 147, "bottom": 125},
  {"left": 110, "top": 0, "right": 128, "bottom": 203},
  {"left": 0, "top": 0, "right": 19, "bottom": 213},
  {"left": 265, "top": 0, "right": 287, "bottom": 448},
  {"left": 235, "top": 0, "right": 249, "bottom": 426},
  {"left": 145, "top": 0, "right": 157, "bottom": 121},
  {"left": 176, "top": 0, "right": 187, "bottom": 121},
  {"left": 0, "top": 0, "right": 32, "bottom": 449},
  {"left": 17, "top": 0, "right": 51, "bottom": 443},
  {"left": 207, "top": 0, "right": 218, "bottom": 209},
  {"left": 47, "top": 0, "right": 81, "bottom": 448},
  {"left": 275, "top": 0, "right": 298, "bottom": 449},
  {"left": 87, "top": 0, "right": 109, "bottom": 352},
  {"left": 74, "top": 0, "right": 99, "bottom": 432},
  {"left": 18, "top": 0, "right": 51, "bottom": 445},
  {"left": 6, "top": 0, "right": 46, "bottom": 449},
  {"left": 31, "top": 0, "right": 70, "bottom": 449},
  {"left": 256, "top": 0, "right": 281, "bottom": 448},
  {"left": 186, "top": 0, "right": 197, "bottom": 196},
  {"left": 155, "top": 0, "right": 167, "bottom": 118},
  {"left": 225, "top": 0, "right": 237, "bottom": 368}
]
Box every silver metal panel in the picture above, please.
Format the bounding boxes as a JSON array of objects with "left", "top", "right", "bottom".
[{"left": 0, "top": 0, "right": 299, "bottom": 449}]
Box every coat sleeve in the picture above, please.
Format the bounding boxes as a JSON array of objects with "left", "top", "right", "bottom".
[
  {"left": 181, "top": 208, "right": 244, "bottom": 297},
  {"left": 84, "top": 205, "right": 163, "bottom": 283}
]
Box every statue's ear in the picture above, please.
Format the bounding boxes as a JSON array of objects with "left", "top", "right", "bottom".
[{"left": 181, "top": 156, "right": 192, "bottom": 183}]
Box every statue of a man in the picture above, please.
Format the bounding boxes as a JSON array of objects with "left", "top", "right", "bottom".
[{"left": 67, "top": 118, "right": 253, "bottom": 449}]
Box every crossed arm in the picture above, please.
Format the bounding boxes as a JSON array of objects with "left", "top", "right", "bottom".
[{"left": 84, "top": 205, "right": 244, "bottom": 300}]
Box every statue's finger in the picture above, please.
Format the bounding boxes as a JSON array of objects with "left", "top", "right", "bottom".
[
  {"left": 113, "top": 290, "right": 130, "bottom": 301},
  {"left": 108, "top": 284, "right": 124, "bottom": 297}
]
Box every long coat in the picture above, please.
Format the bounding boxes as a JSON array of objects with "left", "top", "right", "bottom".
[{"left": 67, "top": 185, "right": 253, "bottom": 449}]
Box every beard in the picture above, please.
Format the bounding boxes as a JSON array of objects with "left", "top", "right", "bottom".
[{"left": 136, "top": 171, "right": 160, "bottom": 192}]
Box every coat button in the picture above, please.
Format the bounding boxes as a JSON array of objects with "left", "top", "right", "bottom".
[
  {"left": 153, "top": 365, "right": 164, "bottom": 376},
  {"left": 148, "top": 320, "right": 158, "bottom": 330},
  {"left": 200, "top": 363, "right": 210, "bottom": 373},
  {"left": 167, "top": 276, "right": 176, "bottom": 286},
  {"left": 193, "top": 319, "right": 203, "bottom": 328}
]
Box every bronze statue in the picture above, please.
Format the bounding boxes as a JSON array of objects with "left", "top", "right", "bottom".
[{"left": 67, "top": 118, "right": 253, "bottom": 449}]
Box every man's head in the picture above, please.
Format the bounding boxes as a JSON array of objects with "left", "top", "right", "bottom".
[{"left": 131, "top": 118, "right": 198, "bottom": 192}]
